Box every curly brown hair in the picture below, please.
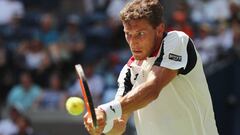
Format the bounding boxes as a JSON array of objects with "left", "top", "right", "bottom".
[{"left": 120, "top": 0, "right": 164, "bottom": 28}]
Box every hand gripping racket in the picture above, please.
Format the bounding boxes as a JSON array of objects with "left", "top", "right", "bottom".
[{"left": 75, "top": 64, "right": 97, "bottom": 128}]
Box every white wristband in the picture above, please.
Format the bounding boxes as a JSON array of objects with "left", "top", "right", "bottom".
[
  {"left": 102, "top": 119, "right": 114, "bottom": 133},
  {"left": 98, "top": 100, "right": 122, "bottom": 122}
]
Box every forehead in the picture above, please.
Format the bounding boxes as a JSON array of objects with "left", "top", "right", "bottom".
[{"left": 123, "top": 19, "right": 153, "bottom": 32}]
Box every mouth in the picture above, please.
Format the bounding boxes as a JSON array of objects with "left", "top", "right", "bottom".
[{"left": 132, "top": 49, "right": 142, "bottom": 54}]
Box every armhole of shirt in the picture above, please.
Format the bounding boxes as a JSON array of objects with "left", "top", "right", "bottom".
[
  {"left": 178, "top": 38, "right": 197, "bottom": 75},
  {"left": 115, "top": 64, "right": 133, "bottom": 99},
  {"left": 153, "top": 32, "right": 167, "bottom": 66},
  {"left": 154, "top": 33, "right": 197, "bottom": 75},
  {"left": 122, "top": 68, "right": 133, "bottom": 96}
]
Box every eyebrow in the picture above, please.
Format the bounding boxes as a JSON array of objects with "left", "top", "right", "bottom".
[
  {"left": 124, "top": 28, "right": 146, "bottom": 33},
  {"left": 136, "top": 28, "right": 146, "bottom": 32}
]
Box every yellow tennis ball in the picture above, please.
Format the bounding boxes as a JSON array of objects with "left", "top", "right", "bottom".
[{"left": 66, "top": 97, "right": 84, "bottom": 116}]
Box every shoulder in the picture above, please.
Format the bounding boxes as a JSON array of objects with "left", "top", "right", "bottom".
[
  {"left": 31, "top": 85, "right": 42, "bottom": 92},
  {"left": 166, "top": 31, "right": 189, "bottom": 39},
  {"left": 10, "top": 85, "right": 22, "bottom": 93},
  {"left": 162, "top": 31, "right": 190, "bottom": 51},
  {"left": 164, "top": 31, "right": 189, "bottom": 44}
]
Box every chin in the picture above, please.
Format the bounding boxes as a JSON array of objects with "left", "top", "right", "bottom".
[{"left": 133, "top": 55, "right": 146, "bottom": 60}]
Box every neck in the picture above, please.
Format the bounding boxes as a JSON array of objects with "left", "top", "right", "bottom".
[{"left": 151, "top": 32, "right": 164, "bottom": 57}]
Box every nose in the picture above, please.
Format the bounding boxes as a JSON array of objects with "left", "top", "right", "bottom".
[{"left": 128, "top": 38, "right": 139, "bottom": 48}]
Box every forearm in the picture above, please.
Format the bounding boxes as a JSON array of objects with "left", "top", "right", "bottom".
[
  {"left": 100, "top": 67, "right": 177, "bottom": 125},
  {"left": 120, "top": 77, "right": 160, "bottom": 114},
  {"left": 120, "top": 67, "right": 177, "bottom": 114}
]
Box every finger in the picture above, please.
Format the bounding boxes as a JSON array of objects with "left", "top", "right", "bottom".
[
  {"left": 83, "top": 113, "right": 89, "bottom": 127},
  {"left": 88, "top": 129, "right": 96, "bottom": 135},
  {"left": 84, "top": 120, "right": 91, "bottom": 130},
  {"left": 95, "top": 127, "right": 105, "bottom": 135},
  {"left": 83, "top": 112, "right": 89, "bottom": 121},
  {"left": 84, "top": 115, "right": 93, "bottom": 127},
  {"left": 84, "top": 117, "right": 91, "bottom": 128},
  {"left": 98, "top": 117, "right": 106, "bottom": 123},
  {"left": 87, "top": 118, "right": 93, "bottom": 126},
  {"left": 97, "top": 118, "right": 106, "bottom": 128},
  {"left": 94, "top": 131, "right": 102, "bottom": 135},
  {"left": 84, "top": 118, "right": 95, "bottom": 133},
  {"left": 89, "top": 128, "right": 102, "bottom": 135},
  {"left": 96, "top": 116, "right": 106, "bottom": 126},
  {"left": 93, "top": 125, "right": 104, "bottom": 135}
]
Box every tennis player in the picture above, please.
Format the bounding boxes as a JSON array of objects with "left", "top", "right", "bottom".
[{"left": 84, "top": 0, "right": 219, "bottom": 135}]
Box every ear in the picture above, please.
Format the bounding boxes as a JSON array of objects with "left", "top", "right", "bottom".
[{"left": 156, "top": 23, "right": 165, "bottom": 37}]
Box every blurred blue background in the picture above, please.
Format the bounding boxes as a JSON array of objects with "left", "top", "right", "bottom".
[{"left": 0, "top": 0, "right": 240, "bottom": 135}]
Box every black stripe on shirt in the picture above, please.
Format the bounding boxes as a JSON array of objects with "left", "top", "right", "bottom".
[
  {"left": 153, "top": 32, "right": 167, "bottom": 66},
  {"left": 154, "top": 41, "right": 165, "bottom": 66},
  {"left": 122, "top": 68, "right": 133, "bottom": 96},
  {"left": 179, "top": 38, "right": 197, "bottom": 75}
]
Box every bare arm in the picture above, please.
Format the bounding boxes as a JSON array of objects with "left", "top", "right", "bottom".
[
  {"left": 83, "top": 66, "right": 178, "bottom": 135},
  {"left": 120, "top": 66, "right": 178, "bottom": 114},
  {"left": 106, "top": 113, "right": 131, "bottom": 135}
]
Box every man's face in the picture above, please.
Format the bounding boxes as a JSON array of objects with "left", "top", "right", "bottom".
[{"left": 123, "top": 19, "right": 160, "bottom": 60}]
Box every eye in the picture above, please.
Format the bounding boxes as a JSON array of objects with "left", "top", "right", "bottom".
[
  {"left": 125, "top": 32, "right": 131, "bottom": 39},
  {"left": 140, "top": 32, "right": 145, "bottom": 36},
  {"left": 137, "top": 31, "right": 145, "bottom": 37}
]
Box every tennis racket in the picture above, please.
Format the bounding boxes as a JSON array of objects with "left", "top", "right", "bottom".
[{"left": 75, "top": 64, "right": 97, "bottom": 128}]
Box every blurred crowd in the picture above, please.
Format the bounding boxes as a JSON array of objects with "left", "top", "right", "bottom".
[{"left": 0, "top": 0, "right": 240, "bottom": 135}]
